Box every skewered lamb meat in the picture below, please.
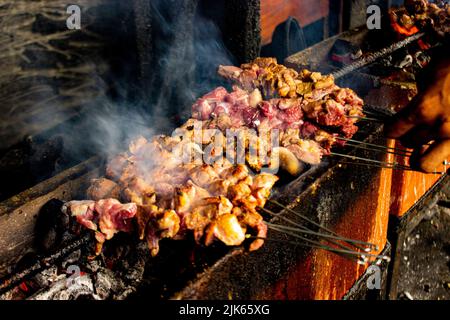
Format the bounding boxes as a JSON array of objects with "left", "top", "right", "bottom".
[
  {"left": 191, "top": 58, "right": 364, "bottom": 174},
  {"left": 71, "top": 133, "right": 278, "bottom": 256},
  {"left": 65, "top": 58, "right": 364, "bottom": 257},
  {"left": 218, "top": 57, "right": 336, "bottom": 100},
  {"left": 62, "top": 199, "right": 137, "bottom": 255}
]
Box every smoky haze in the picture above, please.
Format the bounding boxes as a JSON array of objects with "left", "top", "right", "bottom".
[
  {"left": 0, "top": 1, "right": 237, "bottom": 196},
  {"left": 149, "top": 0, "right": 235, "bottom": 121}
]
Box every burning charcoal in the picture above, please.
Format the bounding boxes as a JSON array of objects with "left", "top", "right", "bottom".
[
  {"left": 122, "top": 243, "right": 148, "bottom": 284},
  {"left": 94, "top": 268, "right": 122, "bottom": 300},
  {"left": 123, "top": 258, "right": 146, "bottom": 285},
  {"left": 113, "top": 288, "right": 136, "bottom": 300},
  {"left": 33, "top": 266, "right": 59, "bottom": 288},
  {"left": 85, "top": 259, "right": 102, "bottom": 273},
  {"left": 29, "top": 275, "right": 100, "bottom": 300},
  {"left": 61, "top": 250, "right": 82, "bottom": 269},
  {"left": 34, "top": 199, "right": 69, "bottom": 254}
]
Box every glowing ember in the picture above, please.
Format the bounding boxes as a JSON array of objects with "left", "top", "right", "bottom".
[
  {"left": 390, "top": 21, "right": 419, "bottom": 36},
  {"left": 19, "top": 282, "right": 29, "bottom": 293}
]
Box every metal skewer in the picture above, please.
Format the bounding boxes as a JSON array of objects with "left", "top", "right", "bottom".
[
  {"left": 337, "top": 161, "right": 410, "bottom": 171},
  {"left": 362, "top": 108, "right": 393, "bottom": 118},
  {"left": 267, "top": 225, "right": 390, "bottom": 263},
  {"left": 336, "top": 137, "right": 412, "bottom": 155},
  {"left": 267, "top": 200, "right": 378, "bottom": 250},
  {"left": 266, "top": 225, "right": 367, "bottom": 263},
  {"left": 269, "top": 224, "right": 389, "bottom": 262},
  {"left": 329, "top": 152, "right": 412, "bottom": 170},
  {"left": 348, "top": 115, "right": 385, "bottom": 122},
  {"left": 343, "top": 141, "right": 412, "bottom": 157},
  {"left": 264, "top": 215, "right": 371, "bottom": 252},
  {"left": 248, "top": 236, "right": 364, "bottom": 264},
  {"left": 265, "top": 221, "right": 372, "bottom": 254},
  {"left": 261, "top": 208, "right": 373, "bottom": 251},
  {"left": 332, "top": 32, "right": 425, "bottom": 79}
]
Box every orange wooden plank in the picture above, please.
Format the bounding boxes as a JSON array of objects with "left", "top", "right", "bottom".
[
  {"left": 310, "top": 143, "right": 393, "bottom": 299},
  {"left": 389, "top": 141, "right": 445, "bottom": 217},
  {"left": 260, "top": 0, "right": 330, "bottom": 45},
  {"left": 257, "top": 145, "right": 394, "bottom": 299}
]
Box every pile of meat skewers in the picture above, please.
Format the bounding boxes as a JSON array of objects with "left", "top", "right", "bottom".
[
  {"left": 63, "top": 58, "right": 365, "bottom": 256},
  {"left": 198, "top": 57, "right": 364, "bottom": 170},
  {"left": 389, "top": 0, "right": 449, "bottom": 38},
  {"left": 64, "top": 136, "right": 278, "bottom": 256}
]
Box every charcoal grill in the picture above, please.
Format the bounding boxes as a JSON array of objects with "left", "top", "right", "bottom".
[{"left": 0, "top": 0, "right": 448, "bottom": 300}]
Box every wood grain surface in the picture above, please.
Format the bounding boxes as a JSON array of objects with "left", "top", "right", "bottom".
[{"left": 261, "top": 0, "right": 330, "bottom": 45}]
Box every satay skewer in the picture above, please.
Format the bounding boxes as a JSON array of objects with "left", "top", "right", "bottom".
[{"left": 267, "top": 200, "right": 379, "bottom": 251}]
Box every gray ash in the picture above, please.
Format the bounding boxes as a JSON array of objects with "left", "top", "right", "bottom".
[{"left": 1, "top": 234, "right": 149, "bottom": 300}]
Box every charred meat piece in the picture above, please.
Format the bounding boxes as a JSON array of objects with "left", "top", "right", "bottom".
[
  {"left": 35, "top": 199, "right": 68, "bottom": 254},
  {"left": 87, "top": 178, "right": 121, "bottom": 201}
]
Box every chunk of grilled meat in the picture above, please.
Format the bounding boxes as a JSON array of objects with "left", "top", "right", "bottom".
[
  {"left": 62, "top": 199, "right": 137, "bottom": 255},
  {"left": 87, "top": 178, "right": 121, "bottom": 201}
]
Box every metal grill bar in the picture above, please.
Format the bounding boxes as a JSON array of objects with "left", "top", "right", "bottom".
[{"left": 332, "top": 32, "right": 425, "bottom": 79}]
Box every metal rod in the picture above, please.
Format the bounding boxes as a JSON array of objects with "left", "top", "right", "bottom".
[
  {"left": 364, "top": 104, "right": 395, "bottom": 116},
  {"left": 348, "top": 116, "right": 385, "bottom": 122},
  {"left": 269, "top": 225, "right": 390, "bottom": 262},
  {"left": 337, "top": 161, "right": 445, "bottom": 174},
  {"left": 337, "top": 137, "right": 412, "bottom": 155},
  {"left": 248, "top": 236, "right": 363, "bottom": 264},
  {"left": 344, "top": 142, "right": 412, "bottom": 157},
  {"left": 267, "top": 200, "right": 378, "bottom": 250},
  {"left": 266, "top": 222, "right": 372, "bottom": 253},
  {"left": 332, "top": 32, "right": 425, "bottom": 79},
  {"left": 361, "top": 111, "right": 390, "bottom": 120},
  {"left": 362, "top": 108, "right": 393, "bottom": 118},
  {"left": 337, "top": 161, "right": 409, "bottom": 171},
  {"left": 329, "top": 152, "right": 413, "bottom": 170},
  {"left": 263, "top": 211, "right": 372, "bottom": 250},
  {"left": 266, "top": 225, "right": 366, "bottom": 263},
  {"left": 268, "top": 225, "right": 390, "bottom": 262},
  {"left": 262, "top": 207, "right": 369, "bottom": 250},
  {"left": 343, "top": 141, "right": 412, "bottom": 156}
]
